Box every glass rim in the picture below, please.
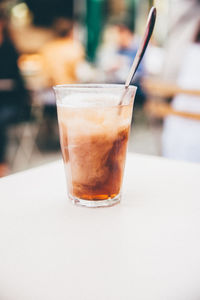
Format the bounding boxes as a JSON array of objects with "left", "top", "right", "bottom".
[{"left": 53, "top": 83, "right": 137, "bottom": 92}]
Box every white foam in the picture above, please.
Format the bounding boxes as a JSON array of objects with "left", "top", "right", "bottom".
[{"left": 57, "top": 93, "right": 121, "bottom": 108}]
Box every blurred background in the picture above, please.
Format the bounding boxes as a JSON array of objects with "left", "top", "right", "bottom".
[{"left": 0, "top": 0, "right": 200, "bottom": 177}]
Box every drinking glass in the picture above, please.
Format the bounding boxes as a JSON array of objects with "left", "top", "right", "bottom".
[{"left": 54, "top": 84, "right": 137, "bottom": 207}]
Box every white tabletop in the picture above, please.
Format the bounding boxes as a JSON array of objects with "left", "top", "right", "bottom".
[{"left": 1, "top": 153, "right": 200, "bottom": 300}]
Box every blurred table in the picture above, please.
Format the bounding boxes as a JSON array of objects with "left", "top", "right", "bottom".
[{"left": 0, "top": 153, "right": 200, "bottom": 300}]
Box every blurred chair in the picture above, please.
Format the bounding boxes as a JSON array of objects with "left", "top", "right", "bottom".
[
  {"left": 7, "top": 54, "right": 44, "bottom": 172},
  {"left": 9, "top": 89, "right": 58, "bottom": 172},
  {"left": 8, "top": 52, "right": 60, "bottom": 172},
  {"left": 142, "top": 77, "right": 200, "bottom": 159},
  {"left": 9, "top": 101, "right": 43, "bottom": 171},
  {"left": 143, "top": 78, "right": 200, "bottom": 121}
]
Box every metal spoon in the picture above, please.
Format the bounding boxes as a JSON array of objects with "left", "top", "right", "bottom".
[{"left": 119, "top": 6, "right": 157, "bottom": 105}]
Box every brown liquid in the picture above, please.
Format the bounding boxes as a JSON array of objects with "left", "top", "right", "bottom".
[
  {"left": 64, "top": 127, "right": 129, "bottom": 200},
  {"left": 58, "top": 103, "right": 132, "bottom": 201}
]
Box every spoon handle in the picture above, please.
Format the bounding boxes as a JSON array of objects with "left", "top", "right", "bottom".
[{"left": 125, "top": 6, "right": 157, "bottom": 88}]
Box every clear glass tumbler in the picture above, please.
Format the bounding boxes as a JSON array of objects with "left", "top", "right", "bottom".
[{"left": 54, "top": 84, "right": 137, "bottom": 207}]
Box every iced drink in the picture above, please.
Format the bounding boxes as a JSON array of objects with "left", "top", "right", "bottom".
[{"left": 54, "top": 85, "right": 136, "bottom": 207}]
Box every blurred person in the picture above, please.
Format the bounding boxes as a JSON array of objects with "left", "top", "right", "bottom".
[
  {"left": 144, "top": 38, "right": 165, "bottom": 77},
  {"left": 97, "top": 25, "right": 120, "bottom": 80},
  {"left": 0, "top": 10, "right": 29, "bottom": 177},
  {"left": 98, "top": 21, "right": 146, "bottom": 105},
  {"left": 38, "top": 19, "right": 84, "bottom": 151},
  {"left": 162, "top": 23, "right": 200, "bottom": 163},
  {"left": 162, "top": 0, "right": 200, "bottom": 82},
  {"left": 40, "top": 18, "right": 84, "bottom": 86}
]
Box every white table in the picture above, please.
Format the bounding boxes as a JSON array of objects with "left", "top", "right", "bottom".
[{"left": 1, "top": 153, "right": 200, "bottom": 300}]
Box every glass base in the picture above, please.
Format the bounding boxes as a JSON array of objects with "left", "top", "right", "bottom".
[{"left": 69, "top": 194, "right": 120, "bottom": 208}]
